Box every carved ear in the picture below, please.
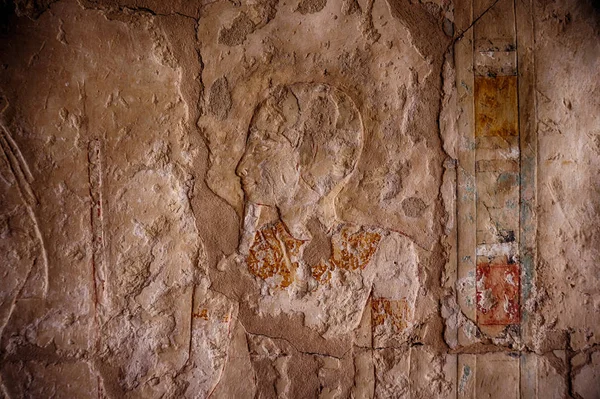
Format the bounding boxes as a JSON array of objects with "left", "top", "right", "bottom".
[
  {"left": 294, "top": 85, "right": 363, "bottom": 196},
  {"left": 246, "top": 83, "right": 362, "bottom": 198},
  {"left": 282, "top": 128, "right": 302, "bottom": 148},
  {"left": 249, "top": 86, "right": 301, "bottom": 146}
]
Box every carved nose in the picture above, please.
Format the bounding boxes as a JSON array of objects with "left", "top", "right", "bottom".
[{"left": 237, "top": 156, "right": 249, "bottom": 177}]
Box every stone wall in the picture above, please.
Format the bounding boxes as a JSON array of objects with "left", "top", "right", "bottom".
[{"left": 0, "top": 0, "right": 598, "bottom": 397}]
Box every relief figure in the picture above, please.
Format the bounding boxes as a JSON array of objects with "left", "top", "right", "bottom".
[{"left": 232, "top": 83, "right": 419, "bottom": 338}]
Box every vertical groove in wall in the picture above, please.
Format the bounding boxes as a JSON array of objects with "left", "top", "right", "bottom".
[
  {"left": 88, "top": 138, "right": 106, "bottom": 315},
  {"left": 456, "top": 0, "right": 476, "bottom": 339},
  {"left": 455, "top": 0, "right": 475, "bottom": 395},
  {"left": 516, "top": 0, "right": 538, "bottom": 396}
]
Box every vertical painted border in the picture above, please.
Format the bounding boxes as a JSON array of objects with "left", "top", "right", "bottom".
[{"left": 454, "top": 0, "right": 476, "bottom": 396}]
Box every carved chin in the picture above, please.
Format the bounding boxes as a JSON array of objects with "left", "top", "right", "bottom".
[{"left": 245, "top": 188, "right": 276, "bottom": 206}]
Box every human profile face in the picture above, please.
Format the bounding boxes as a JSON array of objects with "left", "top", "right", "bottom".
[
  {"left": 236, "top": 125, "right": 300, "bottom": 206},
  {"left": 236, "top": 83, "right": 362, "bottom": 207}
]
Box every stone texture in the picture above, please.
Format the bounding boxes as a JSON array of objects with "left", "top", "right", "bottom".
[{"left": 0, "top": 0, "right": 598, "bottom": 397}]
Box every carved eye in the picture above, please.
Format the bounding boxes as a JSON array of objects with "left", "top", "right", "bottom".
[{"left": 256, "top": 144, "right": 271, "bottom": 153}]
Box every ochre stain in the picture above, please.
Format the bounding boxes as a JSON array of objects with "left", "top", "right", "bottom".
[
  {"left": 332, "top": 227, "right": 382, "bottom": 271},
  {"left": 476, "top": 263, "right": 520, "bottom": 325},
  {"left": 192, "top": 308, "right": 209, "bottom": 320},
  {"left": 312, "top": 226, "right": 381, "bottom": 283},
  {"left": 311, "top": 260, "right": 332, "bottom": 283},
  {"left": 192, "top": 308, "right": 231, "bottom": 323},
  {"left": 475, "top": 75, "right": 518, "bottom": 137},
  {"left": 371, "top": 297, "right": 409, "bottom": 332},
  {"left": 249, "top": 222, "right": 381, "bottom": 287},
  {"left": 247, "top": 221, "right": 304, "bottom": 288}
]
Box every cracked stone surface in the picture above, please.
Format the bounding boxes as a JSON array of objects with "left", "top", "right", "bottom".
[{"left": 0, "top": 0, "right": 599, "bottom": 397}]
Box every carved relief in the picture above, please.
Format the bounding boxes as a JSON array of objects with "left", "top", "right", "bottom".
[
  {"left": 247, "top": 221, "right": 304, "bottom": 289},
  {"left": 234, "top": 82, "right": 419, "bottom": 341},
  {"left": 332, "top": 226, "right": 382, "bottom": 271},
  {"left": 372, "top": 297, "right": 410, "bottom": 333},
  {"left": 312, "top": 226, "right": 382, "bottom": 284},
  {"left": 239, "top": 83, "right": 384, "bottom": 293},
  {"left": 236, "top": 83, "right": 362, "bottom": 211}
]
